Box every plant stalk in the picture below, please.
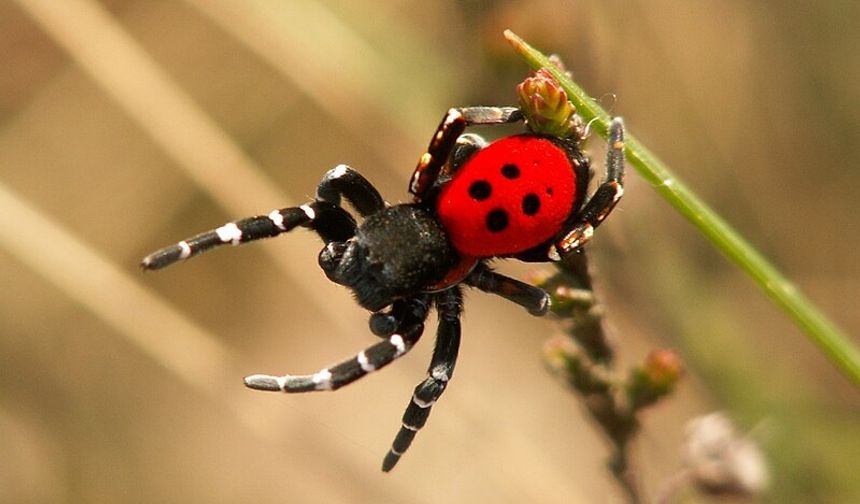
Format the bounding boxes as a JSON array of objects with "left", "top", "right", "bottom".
[{"left": 505, "top": 29, "right": 860, "bottom": 388}]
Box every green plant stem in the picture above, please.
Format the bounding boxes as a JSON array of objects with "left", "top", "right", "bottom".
[{"left": 505, "top": 30, "right": 860, "bottom": 388}]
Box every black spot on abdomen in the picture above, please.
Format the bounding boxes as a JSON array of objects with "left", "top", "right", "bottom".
[
  {"left": 501, "top": 163, "right": 520, "bottom": 179},
  {"left": 468, "top": 180, "right": 491, "bottom": 200},
  {"left": 485, "top": 209, "right": 509, "bottom": 233},
  {"left": 522, "top": 193, "right": 540, "bottom": 215}
]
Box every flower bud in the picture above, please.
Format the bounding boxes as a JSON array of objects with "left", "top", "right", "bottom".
[
  {"left": 642, "top": 349, "right": 684, "bottom": 390},
  {"left": 517, "top": 69, "right": 583, "bottom": 138}
]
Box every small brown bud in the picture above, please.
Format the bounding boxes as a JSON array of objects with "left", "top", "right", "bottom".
[{"left": 642, "top": 349, "right": 684, "bottom": 390}]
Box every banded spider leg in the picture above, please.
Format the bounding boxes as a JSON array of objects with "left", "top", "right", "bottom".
[
  {"left": 140, "top": 165, "right": 383, "bottom": 270},
  {"left": 245, "top": 296, "right": 432, "bottom": 393}
]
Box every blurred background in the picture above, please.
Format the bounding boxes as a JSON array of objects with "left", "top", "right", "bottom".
[{"left": 1, "top": 0, "right": 858, "bottom": 502}]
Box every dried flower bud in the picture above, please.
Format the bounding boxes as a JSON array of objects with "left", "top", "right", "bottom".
[
  {"left": 682, "top": 412, "right": 769, "bottom": 497},
  {"left": 517, "top": 69, "right": 584, "bottom": 139}
]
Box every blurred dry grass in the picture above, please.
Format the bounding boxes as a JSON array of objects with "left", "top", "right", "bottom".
[{"left": 1, "top": 1, "right": 858, "bottom": 502}]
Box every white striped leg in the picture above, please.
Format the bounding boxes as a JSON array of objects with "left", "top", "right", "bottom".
[
  {"left": 552, "top": 118, "right": 626, "bottom": 259},
  {"left": 244, "top": 296, "right": 431, "bottom": 393},
  {"left": 447, "top": 133, "right": 487, "bottom": 173},
  {"left": 382, "top": 287, "right": 462, "bottom": 472},
  {"left": 141, "top": 201, "right": 354, "bottom": 270},
  {"left": 316, "top": 164, "right": 386, "bottom": 217},
  {"left": 409, "top": 107, "right": 523, "bottom": 202}
]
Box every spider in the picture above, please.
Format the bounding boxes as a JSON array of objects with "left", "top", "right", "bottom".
[{"left": 142, "top": 106, "right": 625, "bottom": 471}]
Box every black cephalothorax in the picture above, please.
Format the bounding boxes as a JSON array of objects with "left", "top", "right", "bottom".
[{"left": 322, "top": 204, "right": 458, "bottom": 311}]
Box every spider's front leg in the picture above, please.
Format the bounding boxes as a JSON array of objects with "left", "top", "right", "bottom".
[
  {"left": 315, "top": 164, "right": 385, "bottom": 217},
  {"left": 551, "top": 117, "right": 626, "bottom": 259},
  {"left": 368, "top": 299, "right": 416, "bottom": 338},
  {"left": 382, "top": 286, "right": 463, "bottom": 472},
  {"left": 244, "top": 296, "right": 431, "bottom": 392},
  {"left": 409, "top": 107, "right": 523, "bottom": 202},
  {"left": 141, "top": 165, "right": 383, "bottom": 270},
  {"left": 141, "top": 201, "right": 355, "bottom": 270},
  {"left": 317, "top": 241, "right": 349, "bottom": 286}
]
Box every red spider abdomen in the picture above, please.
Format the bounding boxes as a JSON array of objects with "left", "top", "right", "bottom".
[{"left": 436, "top": 135, "right": 576, "bottom": 257}]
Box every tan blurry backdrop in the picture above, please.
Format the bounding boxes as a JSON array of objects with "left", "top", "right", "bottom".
[{"left": 1, "top": 1, "right": 858, "bottom": 502}]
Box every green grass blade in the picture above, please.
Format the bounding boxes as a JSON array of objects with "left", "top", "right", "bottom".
[{"left": 504, "top": 30, "right": 860, "bottom": 388}]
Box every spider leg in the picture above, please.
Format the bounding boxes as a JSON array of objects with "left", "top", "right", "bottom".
[
  {"left": 140, "top": 201, "right": 355, "bottom": 270},
  {"left": 142, "top": 165, "right": 385, "bottom": 270},
  {"left": 368, "top": 299, "right": 413, "bottom": 337},
  {"left": 244, "top": 296, "right": 431, "bottom": 392},
  {"left": 382, "top": 286, "right": 463, "bottom": 472},
  {"left": 409, "top": 107, "right": 523, "bottom": 202},
  {"left": 465, "top": 263, "right": 550, "bottom": 316},
  {"left": 441, "top": 133, "right": 488, "bottom": 180},
  {"left": 551, "top": 117, "right": 625, "bottom": 259},
  {"left": 315, "top": 164, "right": 386, "bottom": 217},
  {"left": 458, "top": 106, "right": 524, "bottom": 126}
]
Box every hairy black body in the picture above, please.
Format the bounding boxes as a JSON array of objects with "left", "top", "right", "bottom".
[{"left": 322, "top": 205, "right": 457, "bottom": 311}]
